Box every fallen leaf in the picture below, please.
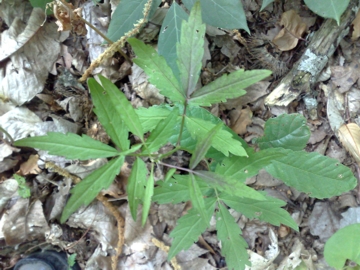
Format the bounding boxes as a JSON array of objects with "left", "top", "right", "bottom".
[
  {"left": 229, "top": 106, "right": 253, "bottom": 135},
  {"left": 18, "top": 154, "right": 40, "bottom": 175},
  {"left": 338, "top": 123, "right": 360, "bottom": 164},
  {"left": 352, "top": 10, "right": 360, "bottom": 40}
]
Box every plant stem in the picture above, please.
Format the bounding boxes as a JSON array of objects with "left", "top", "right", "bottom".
[{"left": 159, "top": 161, "right": 193, "bottom": 174}]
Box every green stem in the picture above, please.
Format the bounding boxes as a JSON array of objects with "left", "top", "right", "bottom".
[{"left": 0, "top": 126, "right": 14, "bottom": 144}]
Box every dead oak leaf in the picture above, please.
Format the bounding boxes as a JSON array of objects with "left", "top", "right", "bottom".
[{"left": 273, "top": 10, "right": 307, "bottom": 51}]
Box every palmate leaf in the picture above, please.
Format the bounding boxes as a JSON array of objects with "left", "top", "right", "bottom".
[
  {"left": 153, "top": 174, "right": 210, "bottom": 204},
  {"left": 221, "top": 193, "right": 298, "bottom": 231},
  {"left": 128, "top": 38, "right": 185, "bottom": 103},
  {"left": 98, "top": 75, "right": 144, "bottom": 142},
  {"left": 142, "top": 165, "right": 154, "bottom": 226},
  {"left": 177, "top": 1, "right": 205, "bottom": 96},
  {"left": 194, "top": 171, "right": 266, "bottom": 201},
  {"left": 14, "top": 132, "right": 119, "bottom": 160},
  {"left": 216, "top": 203, "right": 250, "bottom": 269},
  {"left": 127, "top": 157, "right": 147, "bottom": 220},
  {"left": 266, "top": 151, "right": 357, "bottom": 199},
  {"left": 142, "top": 109, "right": 179, "bottom": 154},
  {"left": 60, "top": 156, "right": 124, "bottom": 223},
  {"left": 216, "top": 148, "right": 290, "bottom": 182},
  {"left": 88, "top": 78, "right": 130, "bottom": 151},
  {"left": 185, "top": 116, "right": 246, "bottom": 157},
  {"left": 256, "top": 114, "right": 310, "bottom": 151},
  {"left": 158, "top": 3, "right": 188, "bottom": 80},
  {"left": 188, "top": 173, "right": 207, "bottom": 222},
  {"left": 189, "top": 69, "right": 272, "bottom": 106},
  {"left": 189, "top": 122, "right": 222, "bottom": 169},
  {"left": 168, "top": 197, "right": 216, "bottom": 260}
]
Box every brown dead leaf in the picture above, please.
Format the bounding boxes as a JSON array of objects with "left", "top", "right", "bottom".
[
  {"left": 330, "top": 62, "right": 360, "bottom": 93},
  {"left": 273, "top": 10, "right": 307, "bottom": 51},
  {"left": 18, "top": 154, "right": 40, "bottom": 175},
  {"left": 352, "top": 10, "right": 360, "bottom": 40},
  {"left": 338, "top": 123, "right": 360, "bottom": 164},
  {"left": 229, "top": 106, "right": 253, "bottom": 135}
]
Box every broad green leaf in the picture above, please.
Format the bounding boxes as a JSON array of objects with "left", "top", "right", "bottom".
[
  {"left": 158, "top": 3, "right": 188, "bottom": 79},
  {"left": 189, "top": 123, "right": 222, "bottom": 169},
  {"left": 182, "top": 0, "right": 250, "bottom": 32},
  {"left": 189, "top": 69, "right": 272, "bottom": 106},
  {"left": 107, "top": 0, "right": 161, "bottom": 42},
  {"left": 185, "top": 116, "right": 246, "bottom": 157},
  {"left": 29, "top": 0, "right": 53, "bottom": 14},
  {"left": 188, "top": 173, "right": 207, "bottom": 221},
  {"left": 304, "top": 0, "right": 350, "bottom": 25},
  {"left": 193, "top": 171, "right": 266, "bottom": 201},
  {"left": 88, "top": 78, "right": 130, "bottom": 151},
  {"left": 60, "top": 156, "right": 124, "bottom": 223},
  {"left": 216, "top": 148, "right": 289, "bottom": 182},
  {"left": 324, "top": 224, "right": 360, "bottom": 268},
  {"left": 260, "top": 0, "right": 275, "bottom": 11},
  {"left": 168, "top": 197, "right": 216, "bottom": 259},
  {"left": 142, "top": 165, "right": 154, "bottom": 226},
  {"left": 98, "top": 75, "right": 144, "bottom": 142},
  {"left": 256, "top": 114, "right": 310, "bottom": 151},
  {"left": 221, "top": 193, "right": 298, "bottom": 231},
  {"left": 127, "top": 158, "right": 147, "bottom": 220},
  {"left": 136, "top": 105, "right": 172, "bottom": 132},
  {"left": 266, "top": 151, "right": 357, "bottom": 199},
  {"left": 14, "top": 132, "right": 119, "bottom": 160},
  {"left": 216, "top": 203, "right": 250, "bottom": 269},
  {"left": 153, "top": 175, "right": 210, "bottom": 204},
  {"left": 177, "top": 1, "right": 205, "bottom": 96},
  {"left": 128, "top": 38, "right": 185, "bottom": 102},
  {"left": 143, "top": 109, "right": 179, "bottom": 154}
]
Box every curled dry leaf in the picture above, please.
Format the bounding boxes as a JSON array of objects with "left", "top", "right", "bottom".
[
  {"left": 273, "top": 10, "right": 307, "bottom": 51},
  {"left": 338, "top": 123, "right": 360, "bottom": 164}
]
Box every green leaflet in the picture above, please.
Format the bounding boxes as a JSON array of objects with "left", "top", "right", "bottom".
[
  {"left": 189, "top": 123, "right": 222, "bottom": 169},
  {"left": 88, "top": 78, "right": 130, "bottom": 151},
  {"left": 266, "top": 151, "right": 357, "bottom": 199},
  {"left": 189, "top": 69, "right": 271, "bottom": 106},
  {"left": 136, "top": 105, "right": 172, "bottom": 132},
  {"left": 142, "top": 165, "right": 154, "bottom": 226},
  {"left": 182, "top": 0, "right": 250, "bottom": 32},
  {"left": 185, "top": 116, "right": 247, "bottom": 157},
  {"left": 60, "top": 156, "right": 124, "bottom": 223},
  {"left": 142, "top": 109, "right": 179, "bottom": 154},
  {"left": 128, "top": 38, "right": 185, "bottom": 103},
  {"left": 256, "top": 114, "right": 310, "bottom": 151},
  {"left": 168, "top": 197, "right": 216, "bottom": 259},
  {"left": 153, "top": 174, "right": 210, "bottom": 204},
  {"left": 127, "top": 158, "right": 147, "bottom": 220},
  {"left": 193, "top": 171, "right": 266, "bottom": 201},
  {"left": 221, "top": 193, "right": 298, "bottom": 231},
  {"left": 158, "top": 3, "right": 188, "bottom": 80},
  {"left": 324, "top": 223, "right": 360, "bottom": 268},
  {"left": 13, "top": 174, "right": 30, "bottom": 198},
  {"left": 177, "top": 1, "right": 205, "bottom": 96},
  {"left": 260, "top": 0, "right": 275, "bottom": 11},
  {"left": 98, "top": 75, "right": 144, "bottom": 142},
  {"left": 304, "top": 0, "right": 349, "bottom": 25},
  {"left": 14, "top": 132, "right": 119, "bottom": 160},
  {"left": 216, "top": 148, "right": 290, "bottom": 182},
  {"left": 188, "top": 173, "right": 207, "bottom": 221},
  {"left": 216, "top": 203, "right": 250, "bottom": 269},
  {"left": 107, "top": 0, "right": 161, "bottom": 42}
]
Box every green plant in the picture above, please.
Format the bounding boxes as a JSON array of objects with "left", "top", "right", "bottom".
[
  {"left": 13, "top": 174, "right": 31, "bottom": 198},
  {"left": 14, "top": 2, "right": 357, "bottom": 269}
]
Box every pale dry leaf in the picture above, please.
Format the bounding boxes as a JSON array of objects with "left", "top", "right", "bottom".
[
  {"left": 338, "top": 123, "right": 360, "bottom": 164},
  {"left": 229, "top": 106, "right": 253, "bottom": 135},
  {"left": 18, "top": 154, "right": 40, "bottom": 175},
  {"left": 330, "top": 62, "right": 360, "bottom": 94},
  {"left": 351, "top": 10, "right": 360, "bottom": 40},
  {"left": 273, "top": 10, "right": 307, "bottom": 51}
]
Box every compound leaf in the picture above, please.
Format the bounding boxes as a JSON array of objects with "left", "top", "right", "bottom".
[
  {"left": 88, "top": 78, "right": 130, "bottom": 151},
  {"left": 14, "top": 132, "right": 119, "bottom": 160},
  {"left": 256, "top": 114, "right": 310, "bottom": 151},
  {"left": 266, "top": 151, "right": 357, "bottom": 199},
  {"left": 221, "top": 193, "right": 298, "bottom": 231},
  {"left": 216, "top": 203, "right": 250, "bottom": 269},
  {"left": 177, "top": 1, "right": 205, "bottom": 96},
  {"left": 128, "top": 38, "right": 185, "bottom": 102},
  {"left": 98, "top": 75, "right": 144, "bottom": 142},
  {"left": 158, "top": 3, "right": 188, "bottom": 79},
  {"left": 324, "top": 223, "right": 360, "bottom": 269},
  {"left": 189, "top": 69, "right": 271, "bottom": 106},
  {"left": 127, "top": 158, "right": 147, "bottom": 220},
  {"left": 168, "top": 197, "right": 216, "bottom": 259},
  {"left": 60, "top": 156, "right": 124, "bottom": 223}
]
